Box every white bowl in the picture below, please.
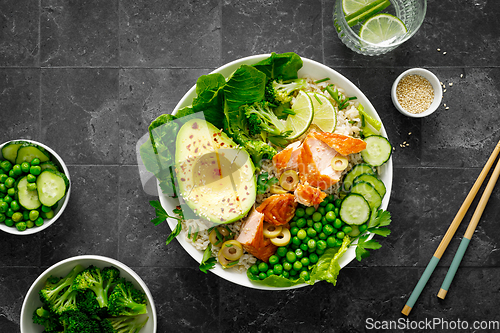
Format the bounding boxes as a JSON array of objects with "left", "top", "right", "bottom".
[
  {"left": 391, "top": 68, "right": 442, "bottom": 118},
  {"left": 0, "top": 139, "right": 71, "bottom": 235},
  {"left": 20, "top": 255, "right": 157, "bottom": 333},
  {"left": 158, "top": 54, "right": 393, "bottom": 290}
]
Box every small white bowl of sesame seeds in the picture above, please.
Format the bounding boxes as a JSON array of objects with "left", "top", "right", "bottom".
[{"left": 391, "top": 68, "right": 442, "bottom": 118}]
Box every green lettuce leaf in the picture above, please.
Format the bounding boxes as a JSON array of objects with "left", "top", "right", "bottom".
[
  {"left": 223, "top": 65, "right": 266, "bottom": 113},
  {"left": 252, "top": 52, "right": 303, "bottom": 80},
  {"left": 309, "top": 236, "right": 351, "bottom": 286},
  {"left": 192, "top": 73, "right": 226, "bottom": 128}
]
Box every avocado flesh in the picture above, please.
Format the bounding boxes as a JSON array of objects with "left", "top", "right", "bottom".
[{"left": 175, "top": 118, "right": 256, "bottom": 224}]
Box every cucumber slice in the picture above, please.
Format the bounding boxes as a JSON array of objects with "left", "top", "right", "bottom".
[
  {"left": 15, "top": 144, "right": 51, "bottom": 164},
  {"left": 17, "top": 176, "right": 42, "bottom": 210},
  {"left": 351, "top": 181, "right": 382, "bottom": 210},
  {"left": 354, "top": 173, "right": 386, "bottom": 198},
  {"left": 1, "top": 141, "right": 26, "bottom": 164},
  {"left": 40, "top": 161, "right": 60, "bottom": 172},
  {"left": 36, "top": 170, "right": 69, "bottom": 207},
  {"left": 342, "top": 163, "right": 375, "bottom": 192},
  {"left": 361, "top": 135, "right": 392, "bottom": 167},
  {"left": 339, "top": 193, "right": 371, "bottom": 225}
]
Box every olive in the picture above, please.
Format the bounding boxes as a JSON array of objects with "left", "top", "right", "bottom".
[
  {"left": 270, "top": 184, "right": 289, "bottom": 194},
  {"left": 331, "top": 155, "right": 349, "bottom": 171},
  {"left": 217, "top": 251, "right": 233, "bottom": 269},
  {"left": 220, "top": 240, "right": 243, "bottom": 261},
  {"left": 270, "top": 227, "right": 291, "bottom": 246},
  {"left": 263, "top": 222, "right": 282, "bottom": 238},
  {"left": 279, "top": 170, "right": 299, "bottom": 191},
  {"left": 209, "top": 226, "right": 230, "bottom": 246}
]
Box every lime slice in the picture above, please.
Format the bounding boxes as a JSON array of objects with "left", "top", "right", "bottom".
[
  {"left": 285, "top": 91, "right": 314, "bottom": 140},
  {"left": 345, "top": 0, "right": 391, "bottom": 27},
  {"left": 359, "top": 13, "right": 407, "bottom": 44},
  {"left": 307, "top": 92, "right": 337, "bottom": 132},
  {"left": 343, "top": 0, "right": 384, "bottom": 16}
]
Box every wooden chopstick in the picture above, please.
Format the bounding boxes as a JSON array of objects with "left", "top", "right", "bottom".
[
  {"left": 401, "top": 140, "right": 500, "bottom": 316},
  {"left": 437, "top": 152, "right": 500, "bottom": 299}
]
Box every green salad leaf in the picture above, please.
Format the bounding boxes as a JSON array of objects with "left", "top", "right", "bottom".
[
  {"left": 309, "top": 236, "right": 350, "bottom": 285},
  {"left": 252, "top": 52, "right": 303, "bottom": 80},
  {"left": 223, "top": 65, "right": 266, "bottom": 112},
  {"left": 192, "top": 73, "right": 226, "bottom": 129}
]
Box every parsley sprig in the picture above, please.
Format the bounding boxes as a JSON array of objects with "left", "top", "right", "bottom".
[
  {"left": 200, "top": 244, "right": 217, "bottom": 273},
  {"left": 351, "top": 208, "right": 392, "bottom": 261},
  {"left": 149, "top": 200, "right": 184, "bottom": 245}
]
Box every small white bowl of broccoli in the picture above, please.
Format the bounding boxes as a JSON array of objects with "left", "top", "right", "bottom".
[
  {"left": 20, "top": 255, "right": 157, "bottom": 333},
  {"left": 0, "top": 139, "right": 71, "bottom": 235}
]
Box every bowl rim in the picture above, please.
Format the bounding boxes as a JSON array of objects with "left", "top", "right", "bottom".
[
  {"left": 0, "top": 139, "right": 71, "bottom": 235},
  {"left": 20, "top": 254, "right": 157, "bottom": 333},
  {"left": 391, "top": 67, "right": 442, "bottom": 118}
]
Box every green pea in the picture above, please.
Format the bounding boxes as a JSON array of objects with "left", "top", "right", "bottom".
[
  {"left": 266, "top": 269, "right": 274, "bottom": 277},
  {"left": 325, "top": 211, "right": 336, "bottom": 222},
  {"left": 7, "top": 188, "right": 15, "bottom": 197},
  {"left": 258, "top": 272, "right": 267, "bottom": 280},
  {"left": 35, "top": 217, "right": 44, "bottom": 227},
  {"left": 291, "top": 215, "right": 298, "bottom": 222},
  {"left": 342, "top": 225, "right": 353, "bottom": 234},
  {"left": 289, "top": 221, "right": 297, "bottom": 228},
  {"left": 6, "top": 208, "right": 14, "bottom": 217},
  {"left": 300, "top": 243, "right": 308, "bottom": 252},
  {"left": 0, "top": 213, "right": 5, "bottom": 223},
  {"left": 309, "top": 253, "right": 319, "bottom": 264},
  {"left": 295, "top": 207, "right": 305, "bottom": 217},
  {"left": 27, "top": 174, "right": 37, "bottom": 183},
  {"left": 23, "top": 210, "right": 30, "bottom": 220},
  {"left": 316, "top": 248, "right": 325, "bottom": 256},
  {"left": 281, "top": 271, "right": 290, "bottom": 279},
  {"left": 296, "top": 217, "right": 306, "bottom": 228},
  {"left": 295, "top": 248, "right": 304, "bottom": 259},
  {"left": 26, "top": 220, "right": 34, "bottom": 228},
  {"left": 307, "top": 239, "right": 316, "bottom": 250},
  {"left": 323, "top": 224, "right": 334, "bottom": 235},
  {"left": 3, "top": 195, "right": 12, "bottom": 204},
  {"left": 317, "top": 240, "right": 327, "bottom": 251},
  {"left": 276, "top": 247, "right": 287, "bottom": 257},
  {"left": 0, "top": 174, "right": 8, "bottom": 183},
  {"left": 0, "top": 160, "right": 12, "bottom": 172},
  {"left": 306, "top": 219, "right": 314, "bottom": 227},
  {"left": 12, "top": 164, "right": 22, "bottom": 176},
  {"left": 307, "top": 227, "right": 317, "bottom": 238},
  {"left": 286, "top": 251, "right": 297, "bottom": 263},
  {"left": 293, "top": 261, "right": 303, "bottom": 271},
  {"left": 10, "top": 200, "right": 20, "bottom": 211},
  {"left": 318, "top": 207, "right": 326, "bottom": 215},
  {"left": 325, "top": 203, "right": 335, "bottom": 212},
  {"left": 312, "top": 212, "right": 322, "bottom": 222},
  {"left": 326, "top": 236, "right": 337, "bottom": 248},
  {"left": 8, "top": 169, "right": 15, "bottom": 177},
  {"left": 335, "top": 238, "right": 344, "bottom": 247},
  {"left": 249, "top": 265, "right": 259, "bottom": 276},
  {"left": 0, "top": 201, "right": 8, "bottom": 213},
  {"left": 326, "top": 194, "right": 335, "bottom": 202},
  {"left": 269, "top": 255, "right": 279, "bottom": 266},
  {"left": 27, "top": 183, "right": 37, "bottom": 191},
  {"left": 273, "top": 264, "right": 283, "bottom": 275},
  {"left": 283, "top": 262, "right": 292, "bottom": 271},
  {"left": 297, "top": 229, "right": 307, "bottom": 240},
  {"left": 334, "top": 207, "right": 339, "bottom": 216},
  {"left": 4, "top": 177, "right": 15, "bottom": 188},
  {"left": 290, "top": 226, "right": 299, "bottom": 236},
  {"left": 41, "top": 205, "right": 51, "bottom": 213},
  {"left": 313, "top": 222, "right": 323, "bottom": 233},
  {"left": 305, "top": 206, "right": 315, "bottom": 216},
  {"left": 30, "top": 165, "right": 41, "bottom": 176},
  {"left": 21, "top": 162, "right": 30, "bottom": 173},
  {"left": 30, "top": 158, "right": 41, "bottom": 166},
  {"left": 318, "top": 232, "right": 327, "bottom": 240},
  {"left": 0, "top": 184, "right": 6, "bottom": 193},
  {"left": 336, "top": 231, "right": 345, "bottom": 239},
  {"left": 300, "top": 257, "right": 310, "bottom": 267},
  {"left": 359, "top": 224, "right": 368, "bottom": 233},
  {"left": 289, "top": 269, "right": 298, "bottom": 276},
  {"left": 258, "top": 262, "right": 269, "bottom": 272},
  {"left": 15, "top": 221, "right": 27, "bottom": 231},
  {"left": 321, "top": 216, "right": 328, "bottom": 225},
  {"left": 300, "top": 270, "right": 310, "bottom": 281},
  {"left": 12, "top": 212, "right": 23, "bottom": 222},
  {"left": 4, "top": 218, "right": 13, "bottom": 227},
  {"left": 319, "top": 199, "right": 327, "bottom": 207},
  {"left": 333, "top": 218, "right": 342, "bottom": 229},
  {"left": 291, "top": 236, "right": 301, "bottom": 246}
]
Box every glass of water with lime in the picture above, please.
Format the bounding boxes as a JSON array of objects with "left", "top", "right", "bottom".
[{"left": 334, "top": 0, "right": 427, "bottom": 56}]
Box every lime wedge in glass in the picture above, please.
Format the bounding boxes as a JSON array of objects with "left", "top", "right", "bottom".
[
  {"left": 307, "top": 92, "right": 337, "bottom": 133},
  {"left": 285, "top": 91, "right": 314, "bottom": 140},
  {"left": 359, "top": 13, "right": 407, "bottom": 44},
  {"left": 344, "top": 0, "right": 391, "bottom": 27}
]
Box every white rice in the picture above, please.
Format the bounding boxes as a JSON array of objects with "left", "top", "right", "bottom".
[{"left": 181, "top": 76, "right": 364, "bottom": 271}]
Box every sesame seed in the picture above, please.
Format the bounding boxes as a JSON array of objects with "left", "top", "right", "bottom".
[
  {"left": 396, "top": 74, "right": 435, "bottom": 114},
  {"left": 460, "top": 74, "right": 463, "bottom": 78},
  {"left": 437, "top": 48, "right": 441, "bottom": 51},
  {"left": 444, "top": 89, "right": 447, "bottom": 93},
  {"left": 449, "top": 82, "right": 453, "bottom": 86},
  {"left": 443, "top": 52, "right": 447, "bottom": 55},
  {"left": 445, "top": 107, "right": 449, "bottom": 110}
]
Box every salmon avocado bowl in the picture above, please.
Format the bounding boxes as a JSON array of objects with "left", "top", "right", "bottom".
[{"left": 140, "top": 53, "right": 393, "bottom": 290}]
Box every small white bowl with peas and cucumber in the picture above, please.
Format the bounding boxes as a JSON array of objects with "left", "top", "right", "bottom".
[{"left": 0, "top": 140, "right": 70, "bottom": 235}]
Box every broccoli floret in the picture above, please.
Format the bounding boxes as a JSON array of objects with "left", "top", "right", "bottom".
[
  {"left": 32, "top": 306, "right": 62, "bottom": 332},
  {"left": 243, "top": 101, "right": 286, "bottom": 137},
  {"left": 60, "top": 310, "right": 101, "bottom": 333},
  {"left": 71, "top": 265, "right": 109, "bottom": 308},
  {"left": 102, "top": 266, "right": 120, "bottom": 296},
  {"left": 107, "top": 279, "right": 148, "bottom": 317},
  {"left": 76, "top": 290, "right": 102, "bottom": 316},
  {"left": 39, "top": 265, "right": 85, "bottom": 315},
  {"left": 100, "top": 315, "right": 149, "bottom": 333},
  {"left": 265, "top": 78, "right": 307, "bottom": 105}
]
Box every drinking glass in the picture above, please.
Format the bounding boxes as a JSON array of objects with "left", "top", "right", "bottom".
[{"left": 333, "top": 0, "right": 427, "bottom": 56}]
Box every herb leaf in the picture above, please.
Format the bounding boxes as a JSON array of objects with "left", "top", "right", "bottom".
[
  {"left": 256, "top": 172, "right": 279, "bottom": 194},
  {"left": 199, "top": 244, "right": 217, "bottom": 273},
  {"left": 149, "top": 200, "right": 184, "bottom": 245},
  {"left": 351, "top": 209, "right": 391, "bottom": 261}
]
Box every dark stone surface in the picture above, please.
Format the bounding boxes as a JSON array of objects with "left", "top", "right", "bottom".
[{"left": 1, "top": 0, "right": 500, "bottom": 332}]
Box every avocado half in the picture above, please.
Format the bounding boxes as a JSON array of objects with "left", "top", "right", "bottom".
[{"left": 175, "top": 118, "right": 256, "bottom": 224}]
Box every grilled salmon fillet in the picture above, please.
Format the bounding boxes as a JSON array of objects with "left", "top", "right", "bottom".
[
  {"left": 294, "top": 183, "right": 327, "bottom": 206},
  {"left": 256, "top": 193, "right": 297, "bottom": 225},
  {"left": 236, "top": 207, "right": 277, "bottom": 262},
  {"left": 272, "top": 141, "right": 302, "bottom": 175}
]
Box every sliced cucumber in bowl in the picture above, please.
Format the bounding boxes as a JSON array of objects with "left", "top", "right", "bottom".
[{"left": 36, "top": 170, "right": 70, "bottom": 207}]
